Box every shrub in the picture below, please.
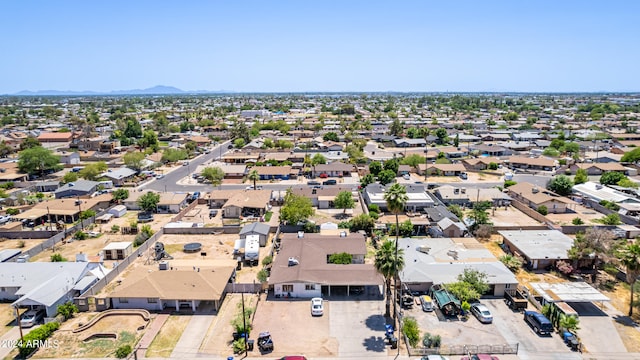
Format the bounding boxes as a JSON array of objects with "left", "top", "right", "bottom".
[
  {"left": 368, "top": 204, "right": 380, "bottom": 213},
  {"left": 572, "top": 217, "right": 584, "bottom": 225},
  {"left": 17, "top": 322, "right": 59, "bottom": 357},
  {"left": 232, "top": 339, "right": 246, "bottom": 354},
  {"left": 302, "top": 221, "right": 318, "bottom": 233},
  {"left": 368, "top": 211, "right": 379, "bottom": 220},
  {"left": 488, "top": 162, "right": 498, "bottom": 170},
  {"left": 257, "top": 269, "right": 268, "bottom": 283},
  {"left": 57, "top": 301, "right": 78, "bottom": 320},
  {"left": 74, "top": 231, "right": 88, "bottom": 240},
  {"left": 504, "top": 180, "right": 517, "bottom": 188},
  {"left": 328, "top": 252, "right": 353, "bottom": 264},
  {"left": 261, "top": 255, "right": 273, "bottom": 266},
  {"left": 402, "top": 317, "right": 420, "bottom": 347},
  {"left": 111, "top": 224, "right": 121, "bottom": 233},
  {"left": 50, "top": 253, "right": 67, "bottom": 262},
  {"left": 556, "top": 260, "right": 574, "bottom": 276},
  {"left": 500, "top": 254, "right": 524, "bottom": 272},
  {"left": 115, "top": 345, "right": 132, "bottom": 358},
  {"left": 17, "top": 240, "right": 25, "bottom": 248},
  {"left": 475, "top": 224, "right": 493, "bottom": 240},
  {"left": 537, "top": 205, "right": 548, "bottom": 215},
  {"left": 5, "top": 208, "right": 19, "bottom": 215}
]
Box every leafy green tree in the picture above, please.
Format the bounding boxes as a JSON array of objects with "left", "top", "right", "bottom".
[
  {"left": 454, "top": 133, "right": 459, "bottom": 148},
  {"left": 233, "top": 138, "right": 246, "bottom": 148},
  {"left": 446, "top": 281, "right": 480, "bottom": 303},
  {"left": 600, "top": 213, "right": 621, "bottom": 225},
  {"left": 447, "top": 204, "right": 464, "bottom": 219},
  {"left": 323, "top": 132, "right": 339, "bottom": 142},
  {"left": 115, "top": 345, "right": 133, "bottom": 359},
  {"left": 248, "top": 169, "right": 259, "bottom": 190},
  {"left": 201, "top": 166, "right": 225, "bottom": 188},
  {"left": 618, "top": 178, "right": 638, "bottom": 189},
  {"left": 0, "top": 141, "right": 13, "bottom": 158},
  {"left": 402, "top": 317, "right": 420, "bottom": 347},
  {"left": 230, "top": 120, "right": 250, "bottom": 143},
  {"left": 56, "top": 301, "right": 78, "bottom": 320},
  {"left": 280, "top": 189, "right": 314, "bottom": 225},
  {"left": 434, "top": 128, "right": 448, "bottom": 143},
  {"left": 543, "top": 147, "right": 560, "bottom": 157},
  {"left": 349, "top": 213, "right": 375, "bottom": 234},
  {"left": 488, "top": 162, "right": 499, "bottom": 170},
  {"left": 374, "top": 239, "right": 405, "bottom": 318},
  {"left": 600, "top": 172, "right": 626, "bottom": 186},
  {"left": 360, "top": 173, "right": 375, "bottom": 188},
  {"left": 377, "top": 169, "right": 396, "bottom": 185},
  {"left": 123, "top": 151, "right": 146, "bottom": 171},
  {"left": 78, "top": 161, "right": 107, "bottom": 181},
  {"left": 161, "top": 148, "right": 188, "bottom": 163},
  {"left": 564, "top": 142, "right": 580, "bottom": 155},
  {"left": 384, "top": 183, "right": 408, "bottom": 325},
  {"left": 383, "top": 158, "right": 399, "bottom": 174},
  {"left": 615, "top": 240, "right": 640, "bottom": 316},
  {"left": 537, "top": 205, "right": 548, "bottom": 215},
  {"left": 137, "top": 191, "right": 160, "bottom": 213},
  {"left": 328, "top": 252, "right": 353, "bottom": 264},
  {"left": 400, "top": 154, "right": 425, "bottom": 168},
  {"left": 19, "top": 136, "right": 41, "bottom": 150},
  {"left": 311, "top": 153, "right": 327, "bottom": 165},
  {"left": 457, "top": 268, "right": 490, "bottom": 295},
  {"left": 334, "top": 191, "right": 355, "bottom": 214},
  {"left": 547, "top": 175, "right": 574, "bottom": 196},
  {"left": 80, "top": 209, "right": 96, "bottom": 220},
  {"left": 574, "top": 168, "right": 588, "bottom": 184},
  {"left": 138, "top": 129, "right": 159, "bottom": 151},
  {"left": 389, "top": 219, "right": 414, "bottom": 237},
  {"left": 123, "top": 119, "right": 142, "bottom": 138},
  {"left": 622, "top": 147, "right": 640, "bottom": 163},
  {"left": 18, "top": 146, "right": 62, "bottom": 175},
  {"left": 63, "top": 172, "right": 78, "bottom": 183},
  {"left": 153, "top": 112, "right": 170, "bottom": 135},
  {"left": 112, "top": 189, "right": 129, "bottom": 203},
  {"left": 470, "top": 201, "right": 492, "bottom": 233},
  {"left": 389, "top": 118, "right": 403, "bottom": 136},
  {"left": 369, "top": 161, "right": 383, "bottom": 176}
]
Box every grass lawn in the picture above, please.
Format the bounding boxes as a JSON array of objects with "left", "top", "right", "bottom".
[
  {"left": 264, "top": 211, "right": 273, "bottom": 222},
  {"left": 146, "top": 315, "right": 190, "bottom": 357}
]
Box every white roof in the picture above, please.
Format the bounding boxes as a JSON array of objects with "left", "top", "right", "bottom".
[
  {"left": 498, "top": 230, "right": 574, "bottom": 260},
  {"left": 530, "top": 282, "right": 610, "bottom": 303},
  {"left": 103, "top": 242, "right": 132, "bottom": 251},
  {"left": 573, "top": 182, "right": 638, "bottom": 204}
]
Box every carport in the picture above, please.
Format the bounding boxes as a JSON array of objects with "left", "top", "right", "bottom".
[{"left": 529, "top": 281, "right": 610, "bottom": 308}]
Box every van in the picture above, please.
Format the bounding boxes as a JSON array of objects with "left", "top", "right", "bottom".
[
  {"left": 323, "top": 179, "right": 337, "bottom": 185},
  {"left": 524, "top": 310, "right": 553, "bottom": 335}
]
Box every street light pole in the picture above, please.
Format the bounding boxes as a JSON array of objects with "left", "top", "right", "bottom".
[{"left": 77, "top": 197, "right": 83, "bottom": 230}]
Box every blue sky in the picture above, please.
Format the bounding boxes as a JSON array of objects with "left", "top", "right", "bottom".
[{"left": 1, "top": 1, "right": 639, "bottom": 93}]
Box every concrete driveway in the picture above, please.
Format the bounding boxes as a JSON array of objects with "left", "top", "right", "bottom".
[
  {"left": 568, "top": 301, "right": 626, "bottom": 354},
  {"left": 329, "top": 299, "right": 392, "bottom": 358},
  {"left": 483, "top": 299, "right": 581, "bottom": 360}
]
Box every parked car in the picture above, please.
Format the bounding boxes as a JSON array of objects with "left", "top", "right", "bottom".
[
  {"left": 182, "top": 161, "right": 189, "bottom": 166},
  {"left": 470, "top": 303, "right": 493, "bottom": 324},
  {"left": 459, "top": 172, "right": 468, "bottom": 180},
  {"left": 0, "top": 215, "right": 12, "bottom": 224},
  {"left": 319, "top": 173, "right": 328, "bottom": 178},
  {"left": 209, "top": 209, "right": 218, "bottom": 218},
  {"left": 420, "top": 295, "right": 434, "bottom": 312},
  {"left": 308, "top": 181, "right": 321, "bottom": 186},
  {"left": 155, "top": 174, "right": 165, "bottom": 179},
  {"left": 402, "top": 173, "right": 411, "bottom": 180},
  {"left": 311, "top": 297, "right": 324, "bottom": 316},
  {"left": 278, "top": 357, "right": 308, "bottom": 360},
  {"left": 422, "top": 355, "right": 450, "bottom": 360},
  {"left": 524, "top": 310, "right": 553, "bottom": 335},
  {"left": 460, "top": 355, "right": 499, "bottom": 360},
  {"left": 20, "top": 309, "right": 45, "bottom": 328},
  {"left": 323, "top": 179, "right": 337, "bottom": 185}
]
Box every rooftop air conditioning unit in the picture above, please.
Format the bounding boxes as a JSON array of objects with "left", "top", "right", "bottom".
[
  {"left": 159, "top": 261, "right": 169, "bottom": 270},
  {"left": 532, "top": 187, "right": 539, "bottom": 193},
  {"left": 288, "top": 257, "right": 299, "bottom": 266},
  {"left": 297, "top": 231, "right": 304, "bottom": 238}
]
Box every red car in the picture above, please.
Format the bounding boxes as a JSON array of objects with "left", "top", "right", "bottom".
[
  {"left": 319, "top": 173, "right": 328, "bottom": 178},
  {"left": 278, "top": 357, "right": 307, "bottom": 360}
]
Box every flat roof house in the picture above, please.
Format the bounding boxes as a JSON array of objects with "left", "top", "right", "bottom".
[
  {"left": 398, "top": 237, "right": 517, "bottom": 296},
  {"left": 363, "top": 183, "right": 435, "bottom": 212},
  {"left": 222, "top": 190, "right": 271, "bottom": 218},
  {"left": 268, "top": 232, "right": 382, "bottom": 298},
  {"left": 312, "top": 162, "right": 354, "bottom": 178},
  {"left": 101, "top": 167, "right": 137, "bottom": 186},
  {"left": 499, "top": 230, "right": 574, "bottom": 270},
  {"left": 54, "top": 180, "right": 99, "bottom": 199}
]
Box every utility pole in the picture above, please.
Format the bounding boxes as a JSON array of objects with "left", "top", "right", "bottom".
[
  {"left": 241, "top": 292, "right": 248, "bottom": 357},
  {"left": 47, "top": 206, "right": 51, "bottom": 231},
  {"left": 77, "top": 197, "right": 83, "bottom": 230},
  {"left": 15, "top": 307, "right": 23, "bottom": 342}
]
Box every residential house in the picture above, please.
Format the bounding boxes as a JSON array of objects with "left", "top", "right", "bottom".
[
  {"left": 417, "top": 163, "right": 466, "bottom": 176},
  {"left": 570, "top": 163, "right": 627, "bottom": 176},
  {"left": 54, "top": 180, "right": 99, "bottom": 199},
  {"left": 508, "top": 182, "right": 575, "bottom": 213},
  {"left": 507, "top": 156, "right": 556, "bottom": 171},
  {"left": 0, "top": 262, "right": 108, "bottom": 317},
  {"left": 437, "top": 218, "right": 467, "bottom": 238},
  {"left": 312, "top": 162, "right": 354, "bottom": 178},
  {"left": 435, "top": 185, "right": 512, "bottom": 207},
  {"left": 572, "top": 181, "right": 640, "bottom": 204},
  {"left": 398, "top": 237, "right": 518, "bottom": 296},
  {"left": 268, "top": 232, "right": 382, "bottom": 297},
  {"left": 462, "top": 157, "right": 503, "bottom": 171},
  {"left": 251, "top": 166, "right": 293, "bottom": 180},
  {"left": 109, "top": 260, "right": 235, "bottom": 312},
  {"left": 0, "top": 162, "right": 28, "bottom": 182},
  {"left": 15, "top": 195, "right": 112, "bottom": 224},
  {"left": 222, "top": 152, "right": 260, "bottom": 164},
  {"left": 470, "top": 144, "right": 510, "bottom": 157},
  {"left": 37, "top": 132, "right": 73, "bottom": 144},
  {"left": 222, "top": 190, "right": 271, "bottom": 218},
  {"left": 55, "top": 151, "right": 81, "bottom": 165},
  {"left": 290, "top": 186, "right": 356, "bottom": 209},
  {"left": 157, "top": 193, "right": 189, "bottom": 213},
  {"left": 499, "top": 230, "right": 576, "bottom": 270},
  {"left": 101, "top": 167, "right": 137, "bottom": 187},
  {"left": 363, "top": 183, "right": 435, "bottom": 211},
  {"left": 393, "top": 138, "right": 427, "bottom": 148}
]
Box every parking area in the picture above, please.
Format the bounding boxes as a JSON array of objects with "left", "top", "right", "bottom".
[{"left": 406, "top": 299, "right": 579, "bottom": 359}]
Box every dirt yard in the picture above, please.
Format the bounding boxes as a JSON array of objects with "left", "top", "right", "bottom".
[
  {"left": 200, "top": 294, "right": 259, "bottom": 356},
  {"left": 201, "top": 295, "right": 338, "bottom": 357},
  {"left": 545, "top": 204, "right": 605, "bottom": 225},
  {"left": 0, "top": 238, "right": 45, "bottom": 254},
  {"left": 31, "top": 313, "right": 148, "bottom": 358},
  {"left": 0, "top": 304, "right": 15, "bottom": 337}
]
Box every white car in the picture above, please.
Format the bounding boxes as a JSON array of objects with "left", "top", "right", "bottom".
[
  {"left": 0, "top": 215, "right": 11, "bottom": 224},
  {"left": 156, "top": 174, "right": 165, "bottom": 179},
  {"left": 311, "top": 297, "right": 324, "bottom": 316},
  {"left": 20, "top": 309, "right": 44, "bottom": 328},
  {"left": 402, "top": 174, "right": 411, "bottom": 180}
]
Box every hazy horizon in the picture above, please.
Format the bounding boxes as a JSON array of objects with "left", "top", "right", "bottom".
[{"left": 1, "top": 1, "right": 639, "bottom": 93}]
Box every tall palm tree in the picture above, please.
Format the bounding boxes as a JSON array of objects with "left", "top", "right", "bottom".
[
  {"left": 374, "top": 239, "right": 405, "bottom": 319},
  {"left": 616, "top": 240, "right": 640, "bottom": 316},
  {"left": 248, "top": 169, "right": 259, "bottom": 190},
  {"left": 384, "top": 183, "right": 408, "bottom": 327}
]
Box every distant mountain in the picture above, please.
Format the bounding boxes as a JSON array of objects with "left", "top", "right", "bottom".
[{"left": 10, "top": 85, "right": 232, "bottom": 96}]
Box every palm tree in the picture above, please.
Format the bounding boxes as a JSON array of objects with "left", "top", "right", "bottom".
[
  {"left": 374, "top": 239, "right": 405, "bottom": 319},
  {"left": 615, "top": 240, "right": 640, "bottom": 316},
  {"left": 248, "top": 169, "right": 259, "bottom": 190},
  {"left": 383, "top": 183, "right": 408, "bottom": 327}
]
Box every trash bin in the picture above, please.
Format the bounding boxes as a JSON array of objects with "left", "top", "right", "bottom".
[
  {"left": 227, "top": 357, "right": 233, "bottom": 360},
  {"left": 390, "top": 337, "right": 398, "bottom": 349},
  {"left": 247, "top": 340, "right": 254, "bottom": 351}
]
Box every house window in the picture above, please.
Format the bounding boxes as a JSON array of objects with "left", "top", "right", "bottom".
[
  {"left": 78, "top": 299, "right": 86, "bottom": 306},
  {"left": 119, "top": 298, "right": 129, "bottom": 303},
  {"left": 282, "top": 285, "right": 293, "bottom": 293},
  {"left": 305, "top": 284, "right": 315, "bottom": 291},
  {"left": 147, "top": 298, "right": 158, "bottom": 303},
  {"left": 0, "top": 287, "right": 5, "bottom": 292}
]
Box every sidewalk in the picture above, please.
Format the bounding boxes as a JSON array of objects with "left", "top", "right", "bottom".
[
  {"left": 170, "top": 315, "right": 215, "bottom": 358},
  {"left": 136, "top": 313, "right": 170, "bottom": 358}
]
